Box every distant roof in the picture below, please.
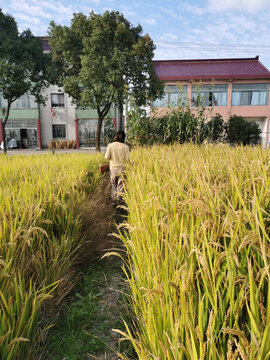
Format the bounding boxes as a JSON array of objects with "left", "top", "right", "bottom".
[{"left": 154, "top": 56, "right": 270, "bottom": 81}]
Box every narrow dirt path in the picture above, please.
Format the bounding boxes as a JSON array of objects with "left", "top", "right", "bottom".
[
  {"left": 79, "top": 173, "right": 128, "bottom": 360},
  {"left": 42, "top": 173, "right": 134, "bottom": 360}
]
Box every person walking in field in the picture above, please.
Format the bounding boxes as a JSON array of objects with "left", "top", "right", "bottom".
[{"left": 104, "top": 130, "right": 130, "bottom": 206}]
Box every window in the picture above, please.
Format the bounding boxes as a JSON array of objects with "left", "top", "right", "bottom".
[
  {"left": 0, "top": 94, "right": 37, "bottom": 109},
  {"left": 152, "top": 85, "right": 188, "bottom": 107},
  {"left": 192, "top": 84, "right": 227, "bottom": 107},
  {"left": 51, "top": 93, "right": 65, "bottom": 107},
  {"left": 232, "top": 84, "right": 269, "bottom": 106},
  {"left": 52, "top": 124, "right": 66, "bottom": 139},
  {"left": 0, "top": 95, "right": 7, "bottom": 108}
]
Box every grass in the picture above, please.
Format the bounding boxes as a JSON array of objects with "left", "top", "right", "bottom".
[
  {"left": 44, "top": 257, "right": 135, "bottom": 360},
  {"left": 45, "top": 263, "right": 107, "bottom": 360}
]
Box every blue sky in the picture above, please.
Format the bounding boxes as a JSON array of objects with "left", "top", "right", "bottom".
[{"left": 1, "top": 0, "right": 270, "bottom": 69}]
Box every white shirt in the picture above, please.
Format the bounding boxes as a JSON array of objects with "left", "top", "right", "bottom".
[{"left": 104, "top": 141, "right": 130, "bottom": 170}]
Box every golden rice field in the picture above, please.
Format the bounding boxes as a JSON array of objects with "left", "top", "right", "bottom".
[
  {"left": 2, "top": 145, "right": 270, "bottom": 360},
  {"left": 121, "top": 144, "right": 270, "bottom": 360},
  {"left": 0, "top": 153, "right": 104, "bottom": 360}
]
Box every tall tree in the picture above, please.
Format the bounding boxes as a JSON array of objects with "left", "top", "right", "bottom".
[
  {"left": 49, "top": 11, "right": 163, "bottom": 151},
  {"left": 0, "top": 9, "right": 51, "bottom": 153}
]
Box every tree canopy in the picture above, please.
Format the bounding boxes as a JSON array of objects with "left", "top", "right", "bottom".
[
  {"left": 48, "top": 11, "right": 163, "bottom": 151},
  {"left": 0, "top": 9, "right": 51, "bottom": 153}
]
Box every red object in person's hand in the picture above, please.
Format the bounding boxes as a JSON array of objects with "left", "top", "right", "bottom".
[{"left": 99, "top": 163, "right": 110, "bottom": 173}]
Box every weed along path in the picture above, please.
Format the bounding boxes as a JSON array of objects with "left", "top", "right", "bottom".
[{"left": 41, "top": 173, "right": 133, "bottom": 360}]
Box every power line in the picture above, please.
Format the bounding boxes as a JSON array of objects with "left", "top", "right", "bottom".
[
  {"left": 156, "top": 41, "right": 270, "bottom": 48},
  {"left": 155, "top": 41, "right": 270, "bottom": 53}
]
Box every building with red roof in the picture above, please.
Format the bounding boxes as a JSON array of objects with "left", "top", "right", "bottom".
[
  {"left": 1, "top": 52, "right": 270, "bottom": 148},
  {"left": 152, "top": 56, "right": 270, "bottom": 146}
]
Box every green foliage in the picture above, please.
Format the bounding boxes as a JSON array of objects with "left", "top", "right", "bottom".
[
  {"left": 44, "top": 259, "right": 135, "bottom": 360},
  {"left": 206, "top": 114, "right": 225, "bottom": 142},
  {"left": 0, "top": 9, "right": 51, "bottom": 152},
  {"left": 0, "top": 10, "right": 18, "bottom": 57},
  {"left": 126, "top": 104, "right": 153, "bottom": 146},
  {"left": 226, "top": 115, "right": 261, "bottom": 145},
  {"left": 104, "top": 118, "right": 116, "bottom": 143},
  {"left": 247, "top": 121, "right": 262, "bottom": 144},
  {"left": 127, "top": 104, "right": 262, "bottom": 147},
  {"left": 0, "top": 18, "right": 50, "bottom": 105},
  {"left": 127, "top": 101, "right": 207, "bottom": 146},
  {"left": 49, "top": 10, "right": 163, "bottom": 151},
  {"left": 45, "top": 266, "right": 106, "bottom": 359}
]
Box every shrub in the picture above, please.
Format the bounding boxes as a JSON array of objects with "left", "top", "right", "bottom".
[
  {"left": 226, "top": 115, "right": 261, "bottom": 145},
  {"left": 206, "top": 114, "right": 225, "bottom": 142},
  {"left": 127, "top": 103, "right": 261, "bottom": 147},
  {"left": 246, "top": 121, "right": 262, "bottom": 145}
]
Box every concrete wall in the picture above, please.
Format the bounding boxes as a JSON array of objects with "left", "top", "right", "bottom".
[{"left": 39, "top": 85, "right": 76, "bottom": 147}]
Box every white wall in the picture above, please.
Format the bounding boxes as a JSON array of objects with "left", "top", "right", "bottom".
[{"left": 39, "top": 85, "right": 76, "bottom": 147}]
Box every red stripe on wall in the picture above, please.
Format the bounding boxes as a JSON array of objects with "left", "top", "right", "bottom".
[
  {"left": 36, "top": 118, "right": 42, "bottom": 149},
  {"left": 0, "top": 119, "right": 3, "bottom": 144},
  {"left": 75, "top": 118, "right": 79, "bottom": 149}
]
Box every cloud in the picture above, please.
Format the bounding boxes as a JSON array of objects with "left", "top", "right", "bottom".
[
  {"left": 159, "top": 32, "right": 179, "bottom": 42},
  {"left": 154, "top": 8, "right": 270, "bottom": 63},
  {"left": 181, "top": 3, "right": 206, "bottom": 16},
  {"left": 7, "top": 0, "right": 77, "bottom": 23},
  {"left": 7, "top": 0, "right": 82, "bottom": 31},
  {"left": 121, "top": 9, "right": 136, "bottom": 17},
  {"left": 195, "top": 13, "right": 269, "bottom": 46},
  {"left": 208, "top": 0, "right": 269, "bottom": 12},
  {"left": 15, "top": 13, "right": 41, "bottom": 24},
  {"left": 142, "top": 18, "right": 156, "bottom": 26},
  {"left": 154, "top": 46, "right": 224, "bottom": 61},
  {"left": 119, "top": 5, "right": 136, "bottom": 17},
  {"left": 159, "top": 7, "right": 184, "bottom": 21},
  {"left": 9, "top": 0, "right": 52, "bottom": 19},
  {"left": 102, "top": 7, "right": 113, "bottom": 13}
]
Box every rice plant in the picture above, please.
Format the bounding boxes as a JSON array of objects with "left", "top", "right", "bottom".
[
  {"left": 120, "top": 144, "right": 270, "bottom": 360},
  {"left": 0, "top": 153, "right": 104, "bottom": 359}
]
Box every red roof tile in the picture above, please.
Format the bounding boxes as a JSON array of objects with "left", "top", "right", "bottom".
[{"left": 154, "top": 57, "right": 270, "bottom": 81}]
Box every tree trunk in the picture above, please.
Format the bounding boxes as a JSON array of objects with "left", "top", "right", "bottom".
[
  {"left": 119, "top": 102, "right": 123, "bottom": 130},
  {"left": 96, "top": 103, "right": 112, "bottom": 152},
  {"left": 95, "top": 115, "right": 103, "bottom": 152},
  {"left": 2, "top": 121, "right": 7, "bottom": 154},
  {"left": 2, "top": 102, "right": 11, "bottom": 154}
]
